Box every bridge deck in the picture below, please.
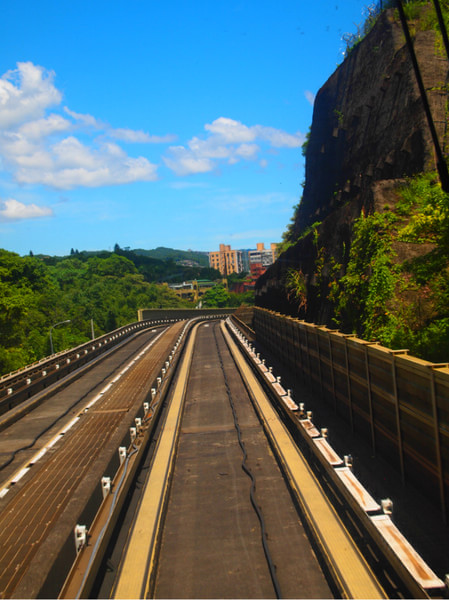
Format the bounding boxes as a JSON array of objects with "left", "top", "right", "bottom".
[{"left": 154, "top": 321, "right": 333, "bottom": 599}]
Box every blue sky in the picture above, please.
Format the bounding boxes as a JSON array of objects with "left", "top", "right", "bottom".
[{"left": 1, "top": 0, "right": 368, "bottom": 256}]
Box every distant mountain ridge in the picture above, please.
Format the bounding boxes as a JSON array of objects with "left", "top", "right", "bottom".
[{"left": 133, "top": 246, "right": 209, "bottom": 266}]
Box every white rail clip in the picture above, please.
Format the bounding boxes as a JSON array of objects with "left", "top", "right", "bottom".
[
  {"left": 157, "top": 377, "right": 162, "bottom": 387},
  {"left": 130, "top": 427, "right": 137, "bottom": 443},
  {"left": 306, "top": 410, "right": 313, "bottom": 420},
  {"left": 101, "top": 476, "right": 111, "bottom": 499},
  {"left": 344, "top": 454, "right": 353, "bottom": 469},
  {"left": 151, "top": 388, "right": 156, "bottom": 399},
  {"left": 321, "top": 428, "right": 328, "bottom": 438},
  {"left": 118, "top": 447, "right": 127, "bottom": 464},
  {"left": 74, "top": 524, "right": 87, "bottom": 553},
  {"left": 143, "top": 402, "right": 149, "bottom": 415},
  {"left": 276, "top": 376, "right": 281, "bottom": 384},
  {"left": 135, "top": 417, "right": 142, "bottom": 431},
  {"left": 381, "top": 498, "right": 393, "bottom": 515}
]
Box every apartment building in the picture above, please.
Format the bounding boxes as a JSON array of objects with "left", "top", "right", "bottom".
[
  {"left": 209, "top": 244, "right": 244, "bottom": 276},
  {"left": 248, "top": 242, "right": 277, "bottom": 267},
  {"left": 209, "top": 242, "right": 277, "bottom": 276}
]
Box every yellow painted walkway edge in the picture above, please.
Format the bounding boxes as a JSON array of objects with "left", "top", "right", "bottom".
[
  {"left": 221, "top": 321, "right": 386, "bottom": 600},
  {"left": 112, "top": 323, "right": 198, "bottom": 599}
]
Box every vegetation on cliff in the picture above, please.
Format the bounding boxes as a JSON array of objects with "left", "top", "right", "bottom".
[
  {"left": 333, "top": 173, "right": 449, "bottom": 361},
  {"left": 271, "top": 0, "right": 449, "bottom": 362}
]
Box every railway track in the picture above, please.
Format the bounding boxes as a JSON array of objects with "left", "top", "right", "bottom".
[
  {"left": 85, "top": 320, "right": 400, "bottom": 599},
  {"left": 0, "top": 322, "right": 185, "bottom": 599},
  {"left": 0, "top": 316, "right": 445, "bottom": 598},
  {"left": 0, "top": 326, "right": 169, "bottom": 484}
]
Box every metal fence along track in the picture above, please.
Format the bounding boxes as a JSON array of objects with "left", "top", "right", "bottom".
[{"left": 236, "top": 307, "right": 449, "bottom": 520}]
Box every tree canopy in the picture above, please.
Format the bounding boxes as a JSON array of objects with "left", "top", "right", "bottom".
[{"left": 0, "top": 250, "right": 189, "bottom": 375}]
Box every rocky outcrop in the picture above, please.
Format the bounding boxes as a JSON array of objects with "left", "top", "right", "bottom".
[{"left": 256, "top": 7, "right": 448, "bottom": 324}]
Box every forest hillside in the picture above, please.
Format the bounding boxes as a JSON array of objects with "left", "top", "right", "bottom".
[{"left": 0, "top": 248, "right": 251, "bottom": 376}]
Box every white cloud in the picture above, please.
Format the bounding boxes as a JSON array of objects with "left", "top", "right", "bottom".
[
  {"left": 235, "top": 143, "right": 259, "bottom": 159},
  {"left": 63, "top": 107, "right": 102, "bottom": 129},
  {"left": 108, "top": 128, "right": 177, "bottom": 144},
  {"left": 0, "top": 197, "right": 53, "bottom": 221},
  {"left": 18, "top": 114, "right": 71, "bottom": 140},
  {"left": 205, "top": 117, "right": 255, "bottom": 143},
  {"left": 252, "top": 125, "right": 303, "bottom": 148},
  {"left": 164, "top": 117, "right": 304, "bottom": 176},
  {"left": 63, "top": 108, "right": 177, "bottom": 144},
  {"left": 163, "top": 146, "right": 214, "bottom": 176},
  {"left": 305, "top": 90, "right": 315, "bottom": 106},
  {"left": 0, "top": 62, "right": 160, "bottom": 189},
  {"left": 0, "top": 62, "right": 304, "bottom": 189},
  {"left": 0, "top": 62, "right": 61, "bottom": 130},
  {"left": 15, "top": 137, "right": 158, "bottom": 189}
]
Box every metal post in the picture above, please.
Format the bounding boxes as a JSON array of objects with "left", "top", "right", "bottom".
[
  {"left": 344, "top": 335, "right": 355, "bottom": 432},
  {"left": 298, "top": 322, "right": 307, "bottom": 385},
  {"left": 429, "top": 365, "right": 448, "bottom": 522},
  {"left": 293, "top": 320, "right": 302, "bottom": 385},
  {"left": 315, "top": 327, "right": 324, "bottom": 399},
  {"left": 49, "top": 319, "right": 71, "bottom": 355},
  {"left": 327, "top": 332, "right": 337, "bottom": 413},
  {"left": 364, "top": 343, "right": 378, "bottom": 456},
  {"left": 304, "top": 325, "right": 312, "bottom": 385},
  {"left": 390, "top": 350, "right": 408, "bottom": 483}
]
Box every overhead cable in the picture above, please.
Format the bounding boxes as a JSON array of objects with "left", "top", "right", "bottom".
[{"left": 396, "top": 0, "right": 449, "bottom": 192}]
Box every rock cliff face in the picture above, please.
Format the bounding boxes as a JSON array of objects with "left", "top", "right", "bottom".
[{"left": 256, "top": 8, "right": 448, "bottom": 324}]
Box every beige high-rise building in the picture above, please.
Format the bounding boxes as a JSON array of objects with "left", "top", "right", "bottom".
[{"left": 209, "top": 244, "right": 243, "bottom": 276}]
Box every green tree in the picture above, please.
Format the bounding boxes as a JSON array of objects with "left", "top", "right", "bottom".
[{"left": 202, "top": 284, "right": 231, "bottom": 307}]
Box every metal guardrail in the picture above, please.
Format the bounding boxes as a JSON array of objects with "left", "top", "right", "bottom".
[{"left": 233, "top": 307, "right": 449, "bottom": 520}]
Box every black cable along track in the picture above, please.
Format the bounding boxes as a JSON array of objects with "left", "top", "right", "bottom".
[{"left": 212, "top": 321, "right": 283, "bottom": 600}]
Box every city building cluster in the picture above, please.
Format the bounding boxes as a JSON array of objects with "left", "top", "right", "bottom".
[
  {"left": 165, "top": 242, "right": 278, "bottom": 301},
  {"left": 208, "top": 243, "right": 277, "bottom": 276}
]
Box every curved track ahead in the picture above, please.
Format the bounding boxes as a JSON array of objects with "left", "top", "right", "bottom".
[{"left": 109, "top": 321, "right": 384, "bottom": 599}]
